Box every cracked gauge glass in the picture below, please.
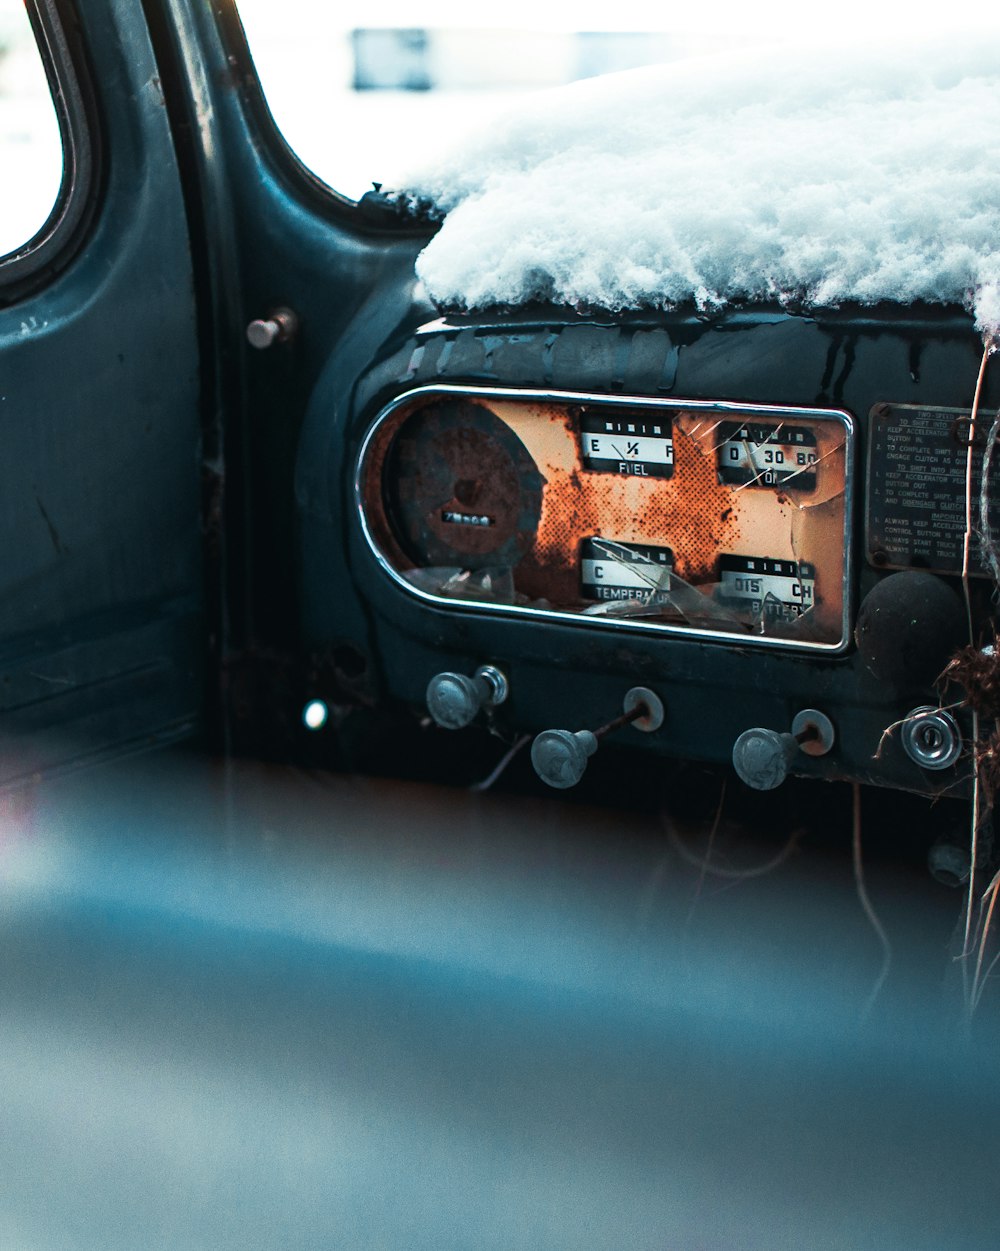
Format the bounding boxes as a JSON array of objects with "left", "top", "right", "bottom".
[
  {"left": 717, "top": 422, "right": 818, "bottom": 490},
  {"left": 359, "top": 389, "right": 852, "bottom": 651}
]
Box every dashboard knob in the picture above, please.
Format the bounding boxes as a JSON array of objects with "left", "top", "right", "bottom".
[
  {"left": 733, "top": 709, "right": 835, "bottom": 790},
  {"left": 530, "top": 729, "right": 599, "bottom": 789},
  {"left": 531, "top": 687, "right": 664, "bottom": 789},
  {"left": 426, "top": 664, "right": 508, "bottom": 730},
  {"left": 732, "top": 727, "right": 802, "bottom": 791},
  {"left": 246, "top": 306, "right": 299, "bottom": 350}
]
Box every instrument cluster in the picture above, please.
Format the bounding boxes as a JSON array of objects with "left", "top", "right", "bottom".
[{"left": 358, "top": 387, "right": 854, "bottom": 652}]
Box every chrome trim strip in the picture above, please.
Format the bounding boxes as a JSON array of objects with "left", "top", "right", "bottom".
[{"left": 354, "top": 384, "right": 856, "bottom": 655}]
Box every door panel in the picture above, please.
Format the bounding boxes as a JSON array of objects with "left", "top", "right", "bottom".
[{"left": 0, "top": 0, "right": 203, "bottom": 783}]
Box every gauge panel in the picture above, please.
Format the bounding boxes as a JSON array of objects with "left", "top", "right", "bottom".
[{"left": 358, "top": 387, "right": 854, "bottom": 651}]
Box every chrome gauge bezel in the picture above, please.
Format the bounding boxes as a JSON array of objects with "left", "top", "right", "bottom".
[{"left": 354, "top": 384, "right": 856, "bottom": 654}]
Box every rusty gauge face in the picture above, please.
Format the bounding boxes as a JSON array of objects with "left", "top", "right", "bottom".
[
  {"left": 383, "top": 399, "right": 544, "bottom": 570},
  {"left": 357, "top": 386, "right": 855, "bottom": 651}
]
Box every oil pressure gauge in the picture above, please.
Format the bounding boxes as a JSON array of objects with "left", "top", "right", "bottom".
[{"left": 717, "top": 421, "right": 818, "bottom": 490}]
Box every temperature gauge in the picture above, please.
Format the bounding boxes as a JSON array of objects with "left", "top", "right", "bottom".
[
  {"left": 717, "top": 422, "right": 817, "bottom": 490},
  {"left": 580, "top": 538, "right": 674, "bottom": 604}
]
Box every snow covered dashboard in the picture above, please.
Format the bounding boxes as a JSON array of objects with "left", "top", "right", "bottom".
[{"left": 358, "top": 387, "right": 853, "bottom": 653}]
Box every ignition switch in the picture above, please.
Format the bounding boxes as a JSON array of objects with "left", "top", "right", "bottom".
[{"left": 900, "top": 706, "right": 962, "bottom": 770}]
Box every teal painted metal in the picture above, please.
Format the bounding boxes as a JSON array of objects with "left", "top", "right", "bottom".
[{"left": 0, "top": 0, "right": 203, "bottom": 782}]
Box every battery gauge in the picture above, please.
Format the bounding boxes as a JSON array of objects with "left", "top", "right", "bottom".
[{"left": 717, "top": 555, "right": 816, "bottom": 625}]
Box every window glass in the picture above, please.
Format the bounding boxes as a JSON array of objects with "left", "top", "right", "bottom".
[
  {"left": 0, "top": 0, "right": 64, "bottom": 256},
  {"left": 235, "top": 0, "right": 1000, "bottom": 203}
]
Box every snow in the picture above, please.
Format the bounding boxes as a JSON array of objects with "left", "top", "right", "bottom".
[{"left": 391, "top": 36, "right": 1000, "bottom": 339}]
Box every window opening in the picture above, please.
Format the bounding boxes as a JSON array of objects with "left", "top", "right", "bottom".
[{"left": 0, "top": 0, "right": 64, "bottom": 257}]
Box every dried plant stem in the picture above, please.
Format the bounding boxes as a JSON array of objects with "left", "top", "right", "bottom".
[
  {"left": 961, "top": 343, "right": 992, "bottom": 638},
  {"left": 973, "top": 945, "right": 1000, "bottom": 1013},
  {"left": 874, "top": 701, "right": 964, "bottom": 760},
  {"left": 979, "top": 410, "right": 1000, "bottom": 586},
  {"left": 852, "top": 782, "right": 892, "bottom": 1021},
  {"left": 972, "top": 868, "right": 1000, "bottom": 1011},
  {"left": 666, "top": 814, "right": 801, "bottom": 882},
  {"left": 958, "top": 345, "right": 993, "bottom": 994},
  {"left": 690, "top": 779, "right": 726, "bottom": 909}
]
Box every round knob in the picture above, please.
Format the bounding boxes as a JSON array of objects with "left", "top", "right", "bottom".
[
  {"left": 927, "top": 837, "right": 971, "bottom": 887},
  {"left": 732, "top": 727, "right": 800, "bottom": 791},
  {"left": 531, "top": 729, "right": 598, "bottom": 789},
  {"left": 426, "top": 672, "right": 490, "bottom": 730},
  {"left": 246, "top": 307, "right": 298, "bottom": 350},
  {"left": 426, "top": 665, "right": 508, "bottom": 730}
]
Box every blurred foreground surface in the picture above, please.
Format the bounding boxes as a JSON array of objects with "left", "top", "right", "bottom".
[{"left": 0, "top": 751, "right": 996, "bottom": 1249}]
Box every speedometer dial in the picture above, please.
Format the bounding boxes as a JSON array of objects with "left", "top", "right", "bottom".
[{"left": 382, "top": 398, "right": 544, "bottom": 571}]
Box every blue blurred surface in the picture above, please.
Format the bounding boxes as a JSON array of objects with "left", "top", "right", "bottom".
[{"left": 0, "top": 753, "right": 995, "bottom": 1249}]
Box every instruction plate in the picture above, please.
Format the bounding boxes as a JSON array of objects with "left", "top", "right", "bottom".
[{"left": 866, "top": 404, "right": 1000, "bottom": 576}]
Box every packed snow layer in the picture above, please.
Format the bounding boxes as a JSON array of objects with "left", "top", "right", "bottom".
[{"left": 391, "top": 37, "right": 1000, "bottom": 337}]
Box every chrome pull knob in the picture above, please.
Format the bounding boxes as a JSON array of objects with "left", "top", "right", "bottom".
[
  {"left": 733, "top": 708, "right": 835, "bottom": 790},
  {"left": 246, "top": 306, "right": 299, "bottom": 350},
  {"left": 531, "top": 686, "right": 664, "bottom": 789},
  {"left": 426, "top": 664, "right": 509, "bottom": 730},
  {"left": 732, "top": 728, "right": 800, "bottom": 791},
  {"left": 531, "top": 729, "right": 599, "bottom": 789}
]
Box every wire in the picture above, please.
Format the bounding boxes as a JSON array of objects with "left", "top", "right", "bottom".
[
  {"left": 851, "top": 782, "right": 892, "bottom": 1022},
  {"left": 468, "top": 734, "right": 531, "bottom": 792}
]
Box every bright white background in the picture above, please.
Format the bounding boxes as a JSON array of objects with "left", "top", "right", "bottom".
[{"left": 3, "top": 0, "right": 1000, "bottom": 254}]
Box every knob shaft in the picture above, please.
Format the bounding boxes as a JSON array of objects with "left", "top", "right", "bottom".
[{"left": 531, "top": 729, "right": 599, "bottom": 789}]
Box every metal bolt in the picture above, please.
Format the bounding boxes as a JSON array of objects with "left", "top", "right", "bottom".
[
  {"left": 246, "top": 306, "right": 299, "bottom": 350},
  {"left": 791, "top": 708, "right": 836, "bottom": 757}
]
